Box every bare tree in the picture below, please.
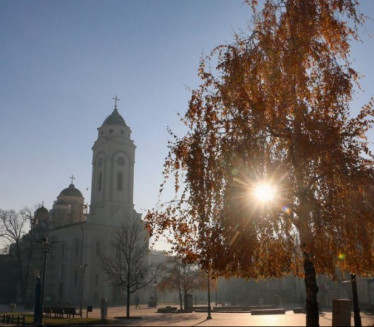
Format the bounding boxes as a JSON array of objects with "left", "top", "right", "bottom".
[
  {"left": 0, "top": 208, "right": 38, "bottom": 305},
  {"left": 101, "top": 216, "right": 158, "bottom": 318},
  {"left": 0, "top": 209, "right": 29, "bottom": 242}
]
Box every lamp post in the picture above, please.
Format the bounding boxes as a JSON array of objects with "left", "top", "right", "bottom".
[
  {"left": 250, "top": 181, "right": 277, "bottom": 309},
  {"left": 33, "top": 272, "right": 41, "bottom": 324},
  {"left": 207, "top": 272, "right": 212, "bottom": 320},
  {"left": 215, "top": 279, "right": 218, "bottom": 307},
  {"left": 351, "top": 274, "right": 362, "bottom": 327},
  {"left": 341, "top": 274, "right": 362, "bottom": 327},
  {"left": 153, "top": 280, "right": 158, "bottom": 307},
  {"left": 38, "top": 236, "right": 57, "bottom": 324},
  {"left": 79, "top": 264, "right": 88, "bottom": 316}
]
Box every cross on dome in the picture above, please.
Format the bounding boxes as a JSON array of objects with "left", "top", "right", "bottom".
[
  {"left": 113, "top": 95, "right": 120, "bottom": 110},
  {"left": 70, "top": 175, "right": 75, "bottom": 184}
]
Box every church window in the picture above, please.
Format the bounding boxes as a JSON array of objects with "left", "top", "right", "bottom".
[
  {"left": 121, "top": 130, "right": 124, "bottom": 134},
  {"left": 96, "top": 241, "right": 101, "bottom": 256},
  {"left": 117, "top": 172, "right": 123, "bottom": 191},
  {"left": 117, "top": 157, "right": 125, "bottom": 166},
  {"left": 98, "top": 172, "right": 102, "bottom": 191},
  {"left": 109, "top": 129, "right": 113, "bottom": 134}
]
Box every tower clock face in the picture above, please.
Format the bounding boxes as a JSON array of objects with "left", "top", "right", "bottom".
[
  {"left": 117, "top": 157, "right": 125, "bottom": 166},
  {"left": 98, "top": 158, "right": 104, "bottom": 167}
]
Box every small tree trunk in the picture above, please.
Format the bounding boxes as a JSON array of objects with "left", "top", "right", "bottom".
[
  {"left": 126, "top": 289, "right": 131, "bottom": 318},
  {"left": 303, "top": 252, "right": 319, "bottom": 327},
  {"left": 179, "top": 290, "right": 183, "bottom": 311}
]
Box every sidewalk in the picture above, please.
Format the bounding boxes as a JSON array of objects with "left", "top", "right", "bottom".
[
  {"left": 87, "top": 305, "right": 374, "bottom": 326},
  {"left": 2, "top": 304, "right": 374, "bottom": 326}
]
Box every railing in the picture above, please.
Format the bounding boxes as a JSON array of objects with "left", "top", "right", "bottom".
[
  {"left": 43, "top": 306, "right": 82, "bottom": 319},
  {"left": 1, "top": 314, "right": 25, "bottom": 326}
]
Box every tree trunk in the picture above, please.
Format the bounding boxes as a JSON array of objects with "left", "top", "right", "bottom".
[
  {"left": 179, "top": 289, "right": 183, "bottom": 311},
  {"left": 15, "top": 243, "right": 26, "bottom": 305},
  {"left": 126, "top": 289, "right": 131, "bottom": 318},
  {"left": 303, "top": 251, "right": 319, "bottom": 327}
]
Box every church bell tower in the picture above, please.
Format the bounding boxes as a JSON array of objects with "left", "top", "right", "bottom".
[{"left": 89, "top": 96, "right": 136, "bottom": 225}]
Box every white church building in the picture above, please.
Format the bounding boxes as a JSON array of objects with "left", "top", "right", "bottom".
[{"left": 35, "top": 100, "right": 146, "bottom": 306}]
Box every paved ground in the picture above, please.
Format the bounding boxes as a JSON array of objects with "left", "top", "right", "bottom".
[
  {"left": 87, "top": 305, "right": 374, "bottom": 326},
  {"left": 2, "top": 304, "right": 374, "bottom": 326}
]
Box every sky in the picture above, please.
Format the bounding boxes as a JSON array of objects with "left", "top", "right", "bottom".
[{"left": 0, "top": 1, "right": 373, "bottom": 242}]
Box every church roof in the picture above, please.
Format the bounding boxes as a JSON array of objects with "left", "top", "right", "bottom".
[
  {"left": 59, "top": 183, "right": 83, "bottom": 197},
  {"left": 102, "top": 109, "right": 127, "bottom": 127},
  {"left": 35, "top": 205, "right": 49, "bottom": 217}
]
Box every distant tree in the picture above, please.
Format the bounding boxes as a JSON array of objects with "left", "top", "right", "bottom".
[
  {"left": 0, "top": 244, "right": 10, "bottom": 254},
  {"left": 146, "top": 1, "right": 374, "bottom": 326},
  {"left": 158, "top": 257, "right": 206, "bottom": 311},
  {"left": 0, "top": 208, "right": 40, "bottom": 305},
  {"left": 101, "top": 216, "right": 158, "bottom": 318}
]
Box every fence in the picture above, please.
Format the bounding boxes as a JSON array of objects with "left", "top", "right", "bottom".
[{"left": 1, "top": 314, "right": 25, "bottom": 327}]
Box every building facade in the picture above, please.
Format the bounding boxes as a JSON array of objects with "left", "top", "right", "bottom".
[{"left": 37, "top": 102, "right": 143, "bottom": 306}]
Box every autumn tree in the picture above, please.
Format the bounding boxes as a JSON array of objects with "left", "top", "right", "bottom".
[
  {"left": 146, "top": 1, "right": 374, "bottom": 326},
  {"left": 101, "top": 216, "right": 159, "bottom": 318},
  {"left": 158, "top": 256, "right": 206, "bottom": 311}
]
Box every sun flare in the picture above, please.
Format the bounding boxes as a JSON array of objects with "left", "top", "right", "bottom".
[{"left": 253, "top": 183, "right": 276, "bottom": 202}]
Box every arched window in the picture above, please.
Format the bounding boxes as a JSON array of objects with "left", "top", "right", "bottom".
[
  {"left": 117, "top": 172, "right": 123, "bottom": 191},
  {"left": 98, "top": 172, "right": 102, "bottom": 191}
]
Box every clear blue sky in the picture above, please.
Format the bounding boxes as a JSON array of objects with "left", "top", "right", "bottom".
[{"left": 0, "top": 0, "right": 373, "bottom": 220}]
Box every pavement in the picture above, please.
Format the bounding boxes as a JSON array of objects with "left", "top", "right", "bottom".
[
  {"left": 2, "top": 304, "right": 374, "bottom": 326},
  {"left": 86, "top": 305, "right": 374, "bottom": 326}
]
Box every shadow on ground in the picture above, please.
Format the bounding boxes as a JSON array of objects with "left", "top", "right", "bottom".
[{"left": 114, "top": 312, "right": 205, "bottom": 326}]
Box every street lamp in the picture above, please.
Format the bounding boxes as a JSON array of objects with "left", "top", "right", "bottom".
[
  {"left": 37, "top": 236, "right": 57, "bottom": 324},
  {"left": 79, "top": 264, "right": 88, "bottom": 317},
  {"left": 33, "top": 271, "right": 41, "bottom": 324},
  {"left": 249, "top": 180, "right": 277, "bottom": 312},
  {"left": 351, "top": 274, "right": 362, "bottom": 327},
  {"left": 153, "top": 280, "right": 158, "bottom": 307},
  {"left": 207, "top": 272, "right": 212, "bottom": 320}
]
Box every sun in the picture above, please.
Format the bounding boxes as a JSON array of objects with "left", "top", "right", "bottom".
[{"left": 253, "top": 183, "right": 276, "bottom": 202}]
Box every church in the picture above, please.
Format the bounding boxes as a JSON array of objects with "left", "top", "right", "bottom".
[{"left": 33, "top": 98, "right": 145, "bottom": 306}]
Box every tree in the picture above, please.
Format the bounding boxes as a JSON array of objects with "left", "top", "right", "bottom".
[
  {"left": 158, "top": 256, "right": 206, "bottom": 311},
  {"left": 0, "top": 208, "right": 40, "bottom": 305},
  {"left": 101, "top": 216, "right": 158, "bottom": 318},
  {"left": 146, "top": 1, "right": 374, "bottom": 325}
]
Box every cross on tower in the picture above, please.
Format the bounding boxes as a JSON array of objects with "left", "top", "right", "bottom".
[
  {"left": 113, "top": 95, "right": 120, "bottom": 110},
  {"left": 70, "top": 175, "right": 75, "bottom": 185}
]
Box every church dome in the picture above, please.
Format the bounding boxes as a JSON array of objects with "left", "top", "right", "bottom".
[
  {"left": 102, "top": 109, "right": 127, "bottom": 127},
  {"left": 35, "top": 205, "right": 49, "bottom": 217},
  {"left": 59, "top": 183, "right": 83, "bottom": 197}
]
